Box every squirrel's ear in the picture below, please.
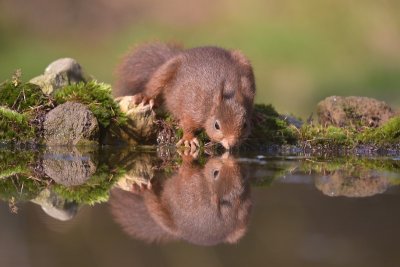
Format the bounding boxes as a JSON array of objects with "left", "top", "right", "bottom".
[
  {"left": 230, "top": 50, "right": 252, "bottom": 71},
  {"left": 145, "top": 55, "right": 182, "bottom": 96}
]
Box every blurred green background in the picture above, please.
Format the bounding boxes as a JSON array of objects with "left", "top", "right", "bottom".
[{"left": 1, "top": 0, "right": 399, "bottom": 117}]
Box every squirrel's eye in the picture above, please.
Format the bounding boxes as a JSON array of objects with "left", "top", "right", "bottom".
[
  {"left": 213, "top": 169, "right": 220, "bottom": 179},
  {"left": 214, "top": 120, "right": 221, "bottom": 130}
]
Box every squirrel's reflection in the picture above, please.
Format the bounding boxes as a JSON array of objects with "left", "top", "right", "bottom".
[{"left": 109, "top": 154, "right": 252, "bottom": 246}]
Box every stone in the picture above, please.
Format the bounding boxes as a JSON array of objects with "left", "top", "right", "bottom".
[
  {"left": 317, "top": 96, "right": 396, "bottom": 127},
  {"left": 106, "top": 96, "right": 158, "bottom": 145},
  {"left": 43, "top": 101, "right": 99, "bottom": 146},
  {"left": 30, "top": 72, "right": 69, "bottom": 95},
  {"left": 42, "top": 146, "right": 97, "bottom": 186},
  {"left": 30, "top": 58, "right": 88, "bottom": 95}
]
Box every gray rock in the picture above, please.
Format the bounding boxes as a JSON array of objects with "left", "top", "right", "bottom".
[
  {"left": 44, "top": 101, "right": 99, "bottom": 146},
  {"left": 30, "top": 58, "right": 88, "bottom": 95},
  {"left": 317, "top": 96, "right": 396, "bottom": 127},
  {"left": 42, "top": 146, "right": 97, "bottom": 186},
  {"left": 279, "top": 114, "right": 303, "bottom": 128},
  {"left": 30, "top": 72, "right": 69, "bottom": 95}
]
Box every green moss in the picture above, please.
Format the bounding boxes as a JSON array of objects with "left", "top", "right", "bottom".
[
  {"left": 246, "top": 104, "right": 298, "bottom": 147},
  {"left": 299, "top": 124, "right": 356, "bottom": 148},
  {"left": 0, "top": 107, "right": 35, "bottom": 142},
  {"left": 358, "top": 116, "right": 400, "bottom": 145},
  {"left": 52, "top": 164, "right": 124, "bottom": 205},
  {"left": 54, "top": 81, "right": 127, "bottom": 128},
  {"left": 0, "top": 71, "right": 48, "bottom": 114},
  {"left": 297, "top": 116, "right": 400, "bottom": 150}
]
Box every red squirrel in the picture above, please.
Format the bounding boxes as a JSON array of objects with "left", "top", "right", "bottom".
[
  {"left": 114, "top": 43, "right": 256, "bottom": 149},
  {"left": 109, "top": 154, "right": 252, "bottom": 246}
]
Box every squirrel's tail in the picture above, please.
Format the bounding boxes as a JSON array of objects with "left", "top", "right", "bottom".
[{"left": 113, "top": 42, "right": 183, "bottom": 97}]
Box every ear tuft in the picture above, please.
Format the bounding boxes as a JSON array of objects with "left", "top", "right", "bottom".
[{"left": 230, "top": 50, "right": 252, "bottom": 69}]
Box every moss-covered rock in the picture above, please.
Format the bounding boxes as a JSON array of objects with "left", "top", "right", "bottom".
[
  {"left": 54, "top": 81, "right": 126, "bottom": 129},
  {"left": 317, "top": 96, "right": 396, "bottom": 128},
  {"left": 298, "top": 115, "right": 400, "bottom": 150},
  {"left": 244, "top": 104, "right": 298, "bottom": 148}
]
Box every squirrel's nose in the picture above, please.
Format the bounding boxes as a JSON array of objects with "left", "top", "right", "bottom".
[
  {"left": 221, "top": 137, "right": 236, "bottom": 150},
  {"left": 221, "top": 139, "right": 230, "bottom": 149}
]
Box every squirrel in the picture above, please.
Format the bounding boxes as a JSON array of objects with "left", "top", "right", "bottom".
[
  {"left": 114, "top": 42, "right": 256, "bottom": 150},
  {"left": 109, "top": 154, "right": 252, "bottom": 246}
]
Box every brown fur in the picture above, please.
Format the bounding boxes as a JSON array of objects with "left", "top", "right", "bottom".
[
  {"left": 109, "top": 155, "right": 252, "bottom": 246},
  {"left": 114, "top": 43, "right": 256, "bottom": 148}
]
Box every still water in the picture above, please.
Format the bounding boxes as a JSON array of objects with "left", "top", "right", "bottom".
[{"left": 1, "top": 147, "right": 400, "bottom": 267}]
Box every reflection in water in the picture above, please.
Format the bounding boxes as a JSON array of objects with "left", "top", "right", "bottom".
[
  {"left": 1, "top": 147, "right": 400, "bottom": 235},
  {"left": 30, "top": 188, "right": 78, "bottom": 221},
  {"left": 315, "top": 169, "right": 389, "bottom": 197},
  {"left": 110, "top": 154, "right": 252, "bottom": 246},
  {"left": 2, "top": 149, "right": 400, "bottom": 266},
  {"left": 43, "top": 146, "right": 97, "bottom": 186},
  {"left": 300, "top": 158, "right": 399, "bottom": 197}
]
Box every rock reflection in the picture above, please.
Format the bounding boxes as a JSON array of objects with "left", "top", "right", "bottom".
[
  {"left": 315, "top": 169, "right": 390, "bottom": 197},
  {"left": 31, "top": 188, "right": 78, "bottom": 221},
  {"left": 302, "top": 158, "right": 399, "bottom": 197},
  {"left": 110, "top": 154, "right": 252, "bottom": 246},
  {"left": 43, "top": 146, "right": 97, "bottom": 186}
]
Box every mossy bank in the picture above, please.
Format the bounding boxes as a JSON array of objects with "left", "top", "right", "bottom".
[{"left": 0, "top": 59, "right": 399, "bottom": 153}]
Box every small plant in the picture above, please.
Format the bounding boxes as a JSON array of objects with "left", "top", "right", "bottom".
[{"left": 0, "top": 70, "right": 49, "bottom": 114}]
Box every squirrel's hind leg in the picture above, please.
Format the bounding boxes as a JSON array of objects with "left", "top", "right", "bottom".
[{"left": 143, "top": 56, "right": 182, "bottom": 102}]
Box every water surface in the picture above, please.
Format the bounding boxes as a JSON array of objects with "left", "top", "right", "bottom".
[{"left": 1, "top": 148, "right": 400, "bottom": 267}]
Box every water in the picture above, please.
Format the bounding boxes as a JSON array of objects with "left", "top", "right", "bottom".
[{"left": 1, "top": 147, "right": 400, "bottom": 267}]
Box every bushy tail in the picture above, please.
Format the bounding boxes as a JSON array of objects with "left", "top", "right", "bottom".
[{"left": 113, "top": 42, "right": 183, "bottom": 97}]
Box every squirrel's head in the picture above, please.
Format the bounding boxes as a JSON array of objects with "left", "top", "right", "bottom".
[
  {"left": 158, "top": 154, "right": 252, "bottom": 245},
  {"left": 205, "top": 88, "right": 252, "bottom": 149}
]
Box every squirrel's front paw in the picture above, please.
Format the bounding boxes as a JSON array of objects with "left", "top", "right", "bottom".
[
  {"left": 131, "top": 93, "right": 155, "bottom": 109},
  {"left": 176, "top": 137, "right": 200, "bottom": 154}
]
